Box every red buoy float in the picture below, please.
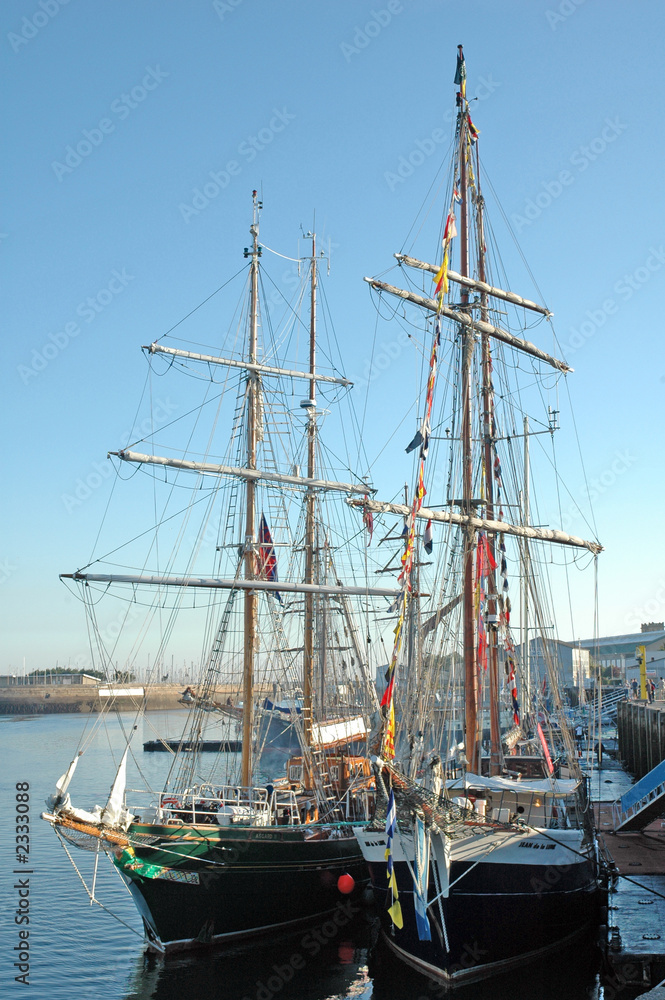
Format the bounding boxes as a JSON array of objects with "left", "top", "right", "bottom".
[
  {"left": 338, "top": 941, "right": 355, "bottom": 964},
  {"left": 337, "top": 873, "right": 355, "bottom": 895}
]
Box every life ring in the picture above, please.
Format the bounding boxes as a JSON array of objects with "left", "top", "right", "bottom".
[{"left": 161, "top": 796, "right": 180, "bottom": 809}]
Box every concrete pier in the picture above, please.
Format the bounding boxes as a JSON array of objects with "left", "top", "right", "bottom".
[
  {"left": 604, "top": 876, "right": 665, "bottom": 991},
  {"left": 599, "top": 713, "right": 665, "bottom": 990}
]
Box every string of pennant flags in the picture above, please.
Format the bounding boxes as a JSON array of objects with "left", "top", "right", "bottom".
[
  {"left": 363, "top": 46, "right": 528, "bottom": 941},
  {"left": 379, "top": 308, "right": 442, "bottom": 762},
  {"left": 378, "top": 90, "right": 468, "bottom": 762},
  {"left": 375, "top": 46, "right": 522, "bottom": 936},
  {"left": 374, "top": 56, "right": 520, "bottom": 762}
]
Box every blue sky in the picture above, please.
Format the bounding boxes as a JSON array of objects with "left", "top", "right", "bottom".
[{"left": 3, "top": 0, "right": 665, "bottom": 672}]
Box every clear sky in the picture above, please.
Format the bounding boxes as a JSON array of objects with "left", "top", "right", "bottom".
[{"left": 3, "top": 0, "right": 665, "bottom": 673}]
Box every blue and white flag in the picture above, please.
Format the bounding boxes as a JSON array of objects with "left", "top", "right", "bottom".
[
  {"left": 423, "top": 518, "right": 433, "bottom": 555},
  {"left": 385, "top": 788, "right": 403, "bottom": 928},
  {"left": 413, "top": 814, "right": 432, "bottom": 941}
]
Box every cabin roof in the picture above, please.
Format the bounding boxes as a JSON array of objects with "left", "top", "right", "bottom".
[{"left": 446, "top": 773, "right": 580, "bottom": 797}]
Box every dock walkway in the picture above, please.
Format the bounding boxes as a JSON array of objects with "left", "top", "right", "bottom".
[
  {"left": 593, "top": 733, "right": 665, "bottom": 990},
  {"left": 597, "top": 802, "right": 665, "bottom": 874},
  {"left": 604, "top": 876, "right": 665, "bottom": 990}
]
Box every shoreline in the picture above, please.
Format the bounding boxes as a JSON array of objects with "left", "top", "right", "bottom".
[{"left": 0, "top": 682, "right": 266, "bottom": 715}]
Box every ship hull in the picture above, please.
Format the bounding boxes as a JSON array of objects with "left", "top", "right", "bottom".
[
  {"left": 356, "top": 825, "right": 600, "bottom": 987},
  {"left": 118, "top": 822, "right": 368, "bottom": 952}
]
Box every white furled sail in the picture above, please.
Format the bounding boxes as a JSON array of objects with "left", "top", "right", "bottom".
[
  {"left": 394, "top": 254, "right": 551, "bottom": 316},
  {"left": 45, "top": 753, "right": 81, "bottom": 812},
  {"left": 101, "top": 746, "right": 133, "bottom": 829},
  {"left": 145, "top": 343, "right": 352, "bottom": 386},
  {"left": 347, "top": 497, "right": 602, "bottom": 554},
  {"left": 113, "top": 450, "right": 371, "bottom": 495},
  {"left": 363, "top": 277, "right": 571, "bottom": 373},
  {"left": 61, "top": 571, "right": 404, "bottom": 599}
]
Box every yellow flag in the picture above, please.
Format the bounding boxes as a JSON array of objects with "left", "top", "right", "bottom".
[
  {"left": 388, "top": 899, "right": 404, "bottom": 929},
  {"left": 383, "top": 701, "right": 396, "bottom": 759},
  {"left": 434, "top": 249, "right": 449, "bottom": 302},
  {"left": 441, "top": 248, "right": 449, "bottom": 295}
]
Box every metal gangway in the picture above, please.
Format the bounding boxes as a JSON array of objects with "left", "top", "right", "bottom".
[
  {"left": 612, "top": 758, "right": 665, "bottom": 831},
  {"left": 584, "top": 686, "right": 629, "bottom": 721}
]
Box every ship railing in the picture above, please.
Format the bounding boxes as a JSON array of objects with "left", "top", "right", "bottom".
[
  {"left": 197, "top": 784, "right": 273, "bottom": 826},
  {"left": 126, "top": 786, "right": 165, "bottom": 823},
  {"left": 156, "top": 784, "right": 274, "bottom": 826},
  {"left": 457, "top": 789, "right": 577, "bottom": 830},
  {"left": 269, "top": 788, "right": 302, "bottom": 825},
  {"left": 341, "top": 779, "right": 375, "bottom": 822}
]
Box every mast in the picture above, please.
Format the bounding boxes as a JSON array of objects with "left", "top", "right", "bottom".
[
  {"left": 522, "top": 415, "right": 530, "bottom": 715},
  {"left": 319, "top": 537, "right": 328, "bottom": 719},
  {"left": 407, "top": 548, "right": 424, "bottom": 778},
  {"left": 476, "top": 160, "right": 502, "bottom": 776},
  {"left": 241, "top": 191, "right": 261, "bottom": 787},
  {"left": 302, "top": 232, "right": 317, "bottom": 753},
  {"left": 457, "top": 46, "right": 480, "bottom": 775}
]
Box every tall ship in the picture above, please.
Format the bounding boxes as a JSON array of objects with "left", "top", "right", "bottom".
[
  {"left": 42, "top": 196, "right": 391, "bottom": 952},
  {"left": 353, "top": 47, "right": 610, "bottom": 987}
]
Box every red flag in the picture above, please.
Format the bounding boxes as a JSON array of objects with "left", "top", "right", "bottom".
[
  {"left": 258, "top": 514, "right": 281, "bottom": 602},
  {"left": 362, "top": 497, "right": 374, "bottom": 545},
  {"left": 467, "top": 114, "right": 480, "bottom": 142},
  {"left": 537, "top": 723, "right": 554, "bottom": 774},
  {"left": 508, "top": 660, "right": 520, "bottom": 725},
  {"left": 423, "top": 519, "right": 433, "bottom": 554}
]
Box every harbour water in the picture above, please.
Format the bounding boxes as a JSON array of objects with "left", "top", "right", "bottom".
[{"left": 0, "top": 712, "right": 611, "bottom": 998}]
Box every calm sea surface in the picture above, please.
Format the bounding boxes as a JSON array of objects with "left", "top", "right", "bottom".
[{"left": 0, "top": 712, "right": 623, "bottom": 999}]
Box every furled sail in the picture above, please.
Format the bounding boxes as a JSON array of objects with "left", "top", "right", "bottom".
[
  {"left": 394, "top": 253, "right": 551, "bottom": 316},
  {"left": 145, "top": 342, "right": 352, "bottom": 386},
  {"left": 347, "top": 497, "right": 602, "bottom": 554},
  {"left": 363, "top": 277, "right": 571, "bottom": 373},
  {"left": 61, "top": 571, "right": 406, "bottom": 598},
  {"left": 113, "top": 450, "right": 371, "bottom": 495}
]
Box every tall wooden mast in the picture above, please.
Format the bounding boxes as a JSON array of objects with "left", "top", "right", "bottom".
[
  {"left": 522, "top": 414, "right": 531, "bottom": 705},
  {"left": 476, "top": 156, "right": 502, "bottom": 775},
  {"left": 241, "top": 191, "right": 261, "bottom": 787},
  {"left": 302, "top": 233, "right": 317, "bottom": 752},
  {"left": 457, "top": 46, "right": 480, "bottom": 774}
]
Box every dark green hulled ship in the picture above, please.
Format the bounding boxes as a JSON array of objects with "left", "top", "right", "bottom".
[
  {"left": 42, "top": 194, "right": 390, "bottom": 951},
  {"left": 115, "top": 776, "right": 370, "bottom": 951}
]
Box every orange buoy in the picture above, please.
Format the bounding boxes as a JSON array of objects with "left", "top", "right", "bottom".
[{"left": 337, "top": 873, "right": 355, "bottom": 894}]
